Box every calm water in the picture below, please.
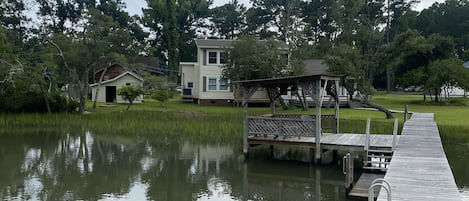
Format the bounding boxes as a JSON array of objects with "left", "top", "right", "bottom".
[
  {"left": 1, "top": 132, "right": 468, "bottom": 201},
  {"left": 0, "top": 132, "right": 348, "bottom": 201}
]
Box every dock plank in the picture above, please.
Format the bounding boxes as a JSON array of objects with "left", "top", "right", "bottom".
[
  {"left": 349, "top": 173, "right": 385, "bottom": 199},
  {"left": 377, "top": 113, "right": 461, "bottom": 201},
  {"left": 248, "top": 133, "right": 399, "bottom": 151}
]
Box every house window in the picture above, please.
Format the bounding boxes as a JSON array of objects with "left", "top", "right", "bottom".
[
  {"left": 219, "top": 52, "right": 226, "bottom": 64},
  {"left": 219, "top": 79, "right": 228, "bottom": 91},
  {"left": 208, "top": 52, "right": 218, "bottom": 64},
  {"left": 207, "top": 77, "right": 230, "bottom": 91},
  {"left": 208, "top": 78, "right": 217, "bottom": 90},
  {"left": 206, "top": 50, "right": 226, "bottom": 65},
  {"left": 187, "top": 82, "right": 193, "bottom": 88},
  {"left": 126, "top": 83, "right": 131, "bottom": 86}
]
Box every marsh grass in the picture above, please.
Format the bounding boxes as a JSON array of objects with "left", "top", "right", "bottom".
[{"left": 1, "top": 93, "right": 468, "bottom": 143}]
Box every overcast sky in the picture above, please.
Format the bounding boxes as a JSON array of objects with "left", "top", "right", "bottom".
[{"left": 122, "top": 0, "right": 447, "bottom": 16}]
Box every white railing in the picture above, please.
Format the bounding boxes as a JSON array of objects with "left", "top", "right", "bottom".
[{"left": 368, "top": 178, "right": 391, "bottom": 201}]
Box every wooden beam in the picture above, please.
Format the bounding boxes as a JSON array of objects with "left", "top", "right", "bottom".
[
  {"left": 242, "top": 85, "right": 259, "bottom": 106},
  {"left": 334, "top": 80, "right": 340, "bottom": 133},
  {"left": 319, "top": 79, "right": 328, "bottom": 108},
  {"left": 315, "top": 79, "right": 322, "bottom": 163},
  {"left": 266, "top": 87, "right": 277, "bottom": 115}
]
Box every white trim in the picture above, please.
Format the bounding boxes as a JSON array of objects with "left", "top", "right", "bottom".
[
  {"left": 205, "top": 50, "right": 226, "bottom": 65},
  {"left": 206, "top": 77, "right": 230, "bottom": 92}
]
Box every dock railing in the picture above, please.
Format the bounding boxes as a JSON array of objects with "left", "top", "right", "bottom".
[{"left": 247, "top": 114, "right": 336, "bottom": 137}]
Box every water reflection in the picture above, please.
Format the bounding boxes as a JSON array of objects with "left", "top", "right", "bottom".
[
  {"left": 0, "top": 132, "right": 346, "bottom": 201},
  {"left": 444, "top": 142, "right": 469, "bottom": 200}
]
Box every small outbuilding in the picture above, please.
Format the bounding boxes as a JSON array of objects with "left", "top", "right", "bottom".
[{"left": 90, "top": 64, "right": 144, "bottom": 103}]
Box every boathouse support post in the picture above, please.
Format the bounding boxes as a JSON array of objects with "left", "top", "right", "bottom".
[
  {"left": 242, "top": 85, "right": 259, "bottom": 157},
  {"left": 404, "top": 104, "right": 408, "bottom": 122},
  {"left": 392, "top": 118, "right": 398, "bottom": 151},
  {"left": 334, "top": 80, "right": 340, "bottom": 133},
  {"left": 365, "top": 118, "right": 371, "bottom": 151},
  {"left": 315, "top": 79, "right": 322, "bottom": 163}
]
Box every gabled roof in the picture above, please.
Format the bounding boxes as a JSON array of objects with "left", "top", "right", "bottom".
[
  {"left": 90, "top": 71, "right": 143, "bottom": 87},
  {"left": 303, "top": 59, "right": 329, "bottom": 75},
  {"left": 195, "top": 39, "right": 234, "bottom": 48},
  {"left": 233, "top": 74, "right": 342, "bottom": 88},
  {"left": 94, "top": 63, "right": 125, "bottom": 75},
  {"left": 195, "top": 38, "right": 289, "bottom": 50}
]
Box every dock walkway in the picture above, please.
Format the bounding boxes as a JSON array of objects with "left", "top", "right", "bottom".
[
  {"left": 248, "top": 133, "right": 398, "bottom": 152},
  {"left": 377, "top": 113, "right": 461, "bottom": 201}
]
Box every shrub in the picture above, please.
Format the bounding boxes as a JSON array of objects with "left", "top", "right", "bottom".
[{"left": 152, "top": 90, "right": 169, "bottom": 106}]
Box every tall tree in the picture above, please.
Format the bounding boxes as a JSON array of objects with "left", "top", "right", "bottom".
[
  {"left": 416, "top": 0, "right": 469, "bottom": 60},
  {"left": 143, "top": 0, "right": 211, "bottom": 81},
  {"left": 247, "top": 0, "right": 302, "bottom": 42},
  {"left": 383, "top": 0, "right": 419, "bottom": 93},
  {"left": 0, "top": 0, "right": 30, "bottom": 47},
  {"left": 302, "top": 0, "right": 340, "bottom": 56},
  {"left": 36, "top": 0, "right": 95, "bottom": 34},
  {"left": 48, "top": 8, "right": 138, "bottom": 113},
  {"left": 210, "top": 0, "right": 246, "bottom": 39}
]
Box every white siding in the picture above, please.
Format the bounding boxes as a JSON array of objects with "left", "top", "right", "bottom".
[
  {"left": 180, "top": 63, "right": 199, "bottom": 98},
  {"left": 91, "top": 73, "right": 143, "bottom": 103}
]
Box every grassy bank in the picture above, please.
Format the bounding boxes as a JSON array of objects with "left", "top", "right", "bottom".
[
  {"left": 1, "top": 93, "right": 467, "bottom": 143},
  {"left": 371, "top": 93, "right": 469, "bottom": 142}
]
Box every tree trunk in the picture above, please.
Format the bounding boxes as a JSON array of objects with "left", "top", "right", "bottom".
[
  {"left": 43, "top": 92, "right": 51, "bottom": 113},
  {"left": 278, "top": 96, "right": 288, "bottom": 110},
  {"left": 301, "top": 89, "right": 309, "bottom": 111},
  {"left": 386, "top": 67, "right": 391, "bottom": 93},
  {"left": 362, "top": 99, "right": 394, "bottom": 119},
  {"left": 92, "top": 67, "right": 108, "bottom": 111},
  {"left": 126, "top": 101, "right": 132, "bottom": 111}
]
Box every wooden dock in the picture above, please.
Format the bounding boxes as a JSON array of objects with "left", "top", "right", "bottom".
[
  {"left": 349, "top": 173, "right": 385, "bottom": 200},
  {"left": 376, "top": 113, "right": 462, "bottom": 201},
  {"left": 248, "top": 133, "right": 399, "bottom": 152}
]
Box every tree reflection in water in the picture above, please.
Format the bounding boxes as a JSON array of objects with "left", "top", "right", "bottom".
[{"left": 0, "top": 131, "right": 347, "bottom": 201}]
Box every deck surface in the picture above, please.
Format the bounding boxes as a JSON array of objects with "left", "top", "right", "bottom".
[
  {"left": 377, "top": 113, "right": 461, "bottom": 201},
  {"left": 349, "top": 173, "right": 385, "bottom": 199},
  {"left": 248, "top": 133, "right": 398, "bottom": 151}
]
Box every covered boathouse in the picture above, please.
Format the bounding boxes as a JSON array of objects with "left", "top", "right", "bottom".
[{"left": 234, "top": 74, "right": 342, "bottom": 163}]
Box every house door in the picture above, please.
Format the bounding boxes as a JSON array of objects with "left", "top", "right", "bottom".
[{"left": 105, "top": 86, "right": 117, "bottom": 103}]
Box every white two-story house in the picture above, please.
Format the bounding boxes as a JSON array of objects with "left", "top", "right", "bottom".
[
  {"left": 179, "top": 39, "right": 351, "bottom": 106},
  {"left": 180, "top": 39, "right": 271, "bottom": 105},
  {"left": 179, "top": 39, "right": 233, "bottom": 105}
]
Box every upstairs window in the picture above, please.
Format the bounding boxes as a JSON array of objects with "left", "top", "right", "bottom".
[
  {"left": 206, "top": 50, "right": 226, "bottom": 65},
  {"left": 208, "top": 52, "right": 217, "bottom": 64}
]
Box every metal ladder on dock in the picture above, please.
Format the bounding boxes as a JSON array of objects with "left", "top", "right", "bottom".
[{"left": 363, "top": 118, "right": 398, "bottom": 173}]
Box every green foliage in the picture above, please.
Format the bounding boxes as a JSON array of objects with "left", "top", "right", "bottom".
[
  {"left": 246, "top": 0, "right": 302, "bottom": 42},
  {"left": 143, "top": 0, "right": 211, "bottom": 80},
  {"left": 416, "top": 0, "right": 469, "bottom": 59},
  {"left": 151, "top": 90, "right": 169, "bottom": 106},
  {"left": 426, "top": 58, "right": 469, "bottom": 103},
  {"left": 118, "top": 86, "right": 144, "bottom": 111},
  {"left": 67, "top": 99, "right": 80, "bottom": 113},
  {"left": 142, "top": 73, "right": 171, "bottom": 94},
  {"left": 222, "top": 36, "right": 288, "bottom": 81},
  {"left": 325, "top": 44, "right": 364, "bottom": 95},
  {"left": 210, "top": 0, "right": 246, "bottom": 39}
]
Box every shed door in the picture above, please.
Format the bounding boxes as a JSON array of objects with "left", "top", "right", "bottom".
[{"left": 105, "top": 86, "right": 117, "bottom": 103}]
